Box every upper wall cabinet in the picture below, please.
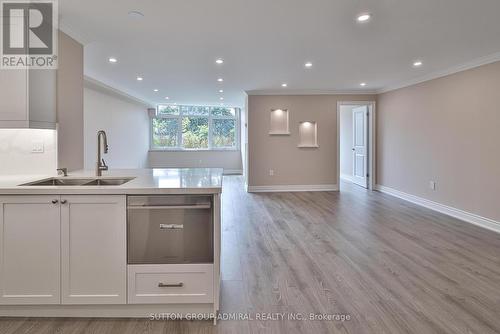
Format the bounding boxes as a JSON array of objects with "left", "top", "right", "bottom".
[{"left": 0, "top": 69, "right": 57, "bottom": 129}]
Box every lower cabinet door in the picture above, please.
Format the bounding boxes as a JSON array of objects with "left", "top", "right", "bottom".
[
  {"left": 61, "top": 195, "right": 126, "bottom": 304},
  {"left": 0, "top": 196, "right": 61, "bottom": 305}
]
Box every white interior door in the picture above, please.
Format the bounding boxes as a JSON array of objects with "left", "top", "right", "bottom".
[{"left": 352, "top": 106, "right": 368, "bottom": 188}]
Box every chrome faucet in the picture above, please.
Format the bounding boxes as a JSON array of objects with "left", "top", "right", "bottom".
[{"left": 96, "top": 130, "right": 109, "bottom": 176}]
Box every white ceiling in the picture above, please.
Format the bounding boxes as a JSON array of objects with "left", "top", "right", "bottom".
[{"left": 60, "top": 0, "right": 500, "bottom": 107}]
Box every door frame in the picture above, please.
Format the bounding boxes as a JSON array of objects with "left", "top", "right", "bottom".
[{"left": 336, "top": 101, "right": 376, "bottom": 190}]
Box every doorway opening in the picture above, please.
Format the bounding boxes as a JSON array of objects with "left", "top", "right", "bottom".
[{"left": 337, "top": 101, "right": 376, "bottom": 190}]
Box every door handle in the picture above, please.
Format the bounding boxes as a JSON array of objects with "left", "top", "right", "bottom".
[
  {"left": 52, "top": 199, "right": 59, "bottom": 204},
  {"left": 352, "top": 148, "right": 355, "bottom": 151},
  {"left": 61, "top": 200, "right": 67, "bottom": 204},
  {"left": 158, "top": 282, "right": 184, "bottom": 288}
]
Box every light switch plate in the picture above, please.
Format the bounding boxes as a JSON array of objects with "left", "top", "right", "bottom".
[{"left": 32, "top": 141, "right": 44, "bottom": 153}]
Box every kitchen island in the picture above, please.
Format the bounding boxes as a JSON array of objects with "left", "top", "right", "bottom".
[{"left": 0, "top": 168, "right": 222, "bottom": 320}]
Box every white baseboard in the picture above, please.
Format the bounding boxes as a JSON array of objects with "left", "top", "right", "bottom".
[
  {"left": 223, "top": 169, "right": 243, "bottom": 175},
  {"left": 340, "top": 174, "right": 354, "bottom": 183},
  {"left": 0, "top": 304, "right": 213, "bottom": 318},
  {"left": 248, "top": 184, "right": 338, "bottom": 193},
  {"left": 375, "top": 185, "right": 500, "bottom": 234}
]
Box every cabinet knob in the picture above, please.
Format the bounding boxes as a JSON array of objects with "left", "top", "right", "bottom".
[
  {"left": 61, "top": 200, "right": 67, "bottom": 204},
  {"left": 52, "top": 199, "right": 59, "bottom": 204}
]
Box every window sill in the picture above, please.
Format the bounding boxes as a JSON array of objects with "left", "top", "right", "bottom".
[{"left": 149, "top": 148, "right": 240, "bottom": 153}]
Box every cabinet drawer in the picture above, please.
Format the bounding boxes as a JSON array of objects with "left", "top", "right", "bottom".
[{"left": 127, "top": 264, "right": 213, "bottom": 304}]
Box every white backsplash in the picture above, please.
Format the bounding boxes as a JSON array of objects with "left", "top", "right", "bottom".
[{"left": 0, "top": 129, "right": 57, "bottom": 175}]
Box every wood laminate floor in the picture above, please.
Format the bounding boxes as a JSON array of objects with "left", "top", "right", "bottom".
[{"left": 1, "top": 176, "right": 500, "bottom": 334}]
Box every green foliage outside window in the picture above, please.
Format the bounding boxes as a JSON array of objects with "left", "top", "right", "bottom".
[
  {"left": 212, "top": 119, "right": 236, "bottom": 147},
  {"left": 152, "top": 118, "right": 178, "bottom": 147},
  {"left": 152, "top": 105, "right": 238, "bottom": 150},
  {"left": 182, "top": 117, "right": 209, "bottom": 149}
]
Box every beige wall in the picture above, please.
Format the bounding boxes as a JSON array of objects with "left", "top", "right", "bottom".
[
  {"left": 248, "top": 94, "right": 375, "bottom": 187},
  {"left": 57, "top": 31, "right": 84, "bottom": 171},
  {"left": 339, "top": 105, "right": 354, "bottom": 177},
  {"left": 377, "top": 61, "right": 500, "bottom": 222}
]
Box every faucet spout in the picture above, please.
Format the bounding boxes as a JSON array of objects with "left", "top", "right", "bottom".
[{"left": 96, "top": 130, "right": 109, "bottom": 176}]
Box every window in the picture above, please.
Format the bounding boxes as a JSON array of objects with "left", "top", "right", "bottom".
[{"left": 151, "top": 105, "right": 239, "bottom": 150}]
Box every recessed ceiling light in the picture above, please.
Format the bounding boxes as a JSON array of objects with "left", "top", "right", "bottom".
[
  {"left": 413, "top": 61, "right": 423, "bottom": 67},
  {"left": 128, "top": 10, "right": 144, "bottom": 19},
  {"left": 220, "top": 97, "right": 224, "bottom": 100},
  {"left": 108, "top": 57, "right": 117, "bottom": 63},
  {"left": 357, "top": 13, "right": 371, "bottom": 22},
  {"left": 281, "top": 83, "right": 288, "bottom": 87},
  {"left": 219, "top": 89, "right": 224, "bottom": 93},
  {"left": 305, "top": 62, "right": 313, "bottom": 68},
  {"left": 165, "top": 96, "right": 169, "bottom": 100},
  {"left": 136, "top": 76, "right": 143, "bottom": 81},
  {"left": 217, "top": 78, "right": 223, "bottom": 82},
  {"left": 173, "top": 102, "right": 177, "bottom": 105},
  {"left": 153, "top": 89, "right": 159, "bottom": 92},
  {"left": 215, "top": 58, "right": 224, "bottom": 64},
  {"left": 360, "top": 82, "right": 367, "bottom": 87}
]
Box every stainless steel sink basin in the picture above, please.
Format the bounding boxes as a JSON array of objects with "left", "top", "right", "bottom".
[
  {"left": 81, "top": 178, "right": 135, "bottom": 186},
  {"left": 22, "top": 177, "right": 134, "bottom": 186},
  {"left": 23, "top": 178, "right": 94, "bottom": 186}
]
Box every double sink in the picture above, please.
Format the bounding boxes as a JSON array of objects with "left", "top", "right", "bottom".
[{"left": 22, "top": 177, "right": 135, "bottom": 187}]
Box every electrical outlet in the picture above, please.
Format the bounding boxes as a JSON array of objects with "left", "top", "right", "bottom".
[
  {"left": 429, "top": 181, "right": 436, "bottom": 191},
  {"left": 31, "top": 141, "right": 44, "bottom": 153},
  {"left": 269, "top": 169, "right": 274, "bottom": 176}
]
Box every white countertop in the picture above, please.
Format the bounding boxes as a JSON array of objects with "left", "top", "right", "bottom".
[{"left": 0, "top": 168, "right": 223, "bottom": 195}]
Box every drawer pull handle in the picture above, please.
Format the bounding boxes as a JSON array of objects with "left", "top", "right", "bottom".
[
  {"left": 159, "top": 224, "right": 184, "bottom": 230},
  {"left": 158, "top": 282, "right": 184, "bottom": 288}
]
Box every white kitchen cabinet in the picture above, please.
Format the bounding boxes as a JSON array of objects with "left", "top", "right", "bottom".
[
  {"left": 0, "top": 194, "right": 126, "bottom": 306},
  {"left": 0, "top": 69, "right": 56, "bottom": 129},
  {"left": 28, "top": 69, "right": 57, "bottom": 127},
  {"left": 0, "top": 69, "right": 28, "bottom": 123},
  {"left": 0, "top": 196, "right": 61, "bottom": 305},
  {"left": 61, "top": 195, "right": 126, "bottom": 305}
]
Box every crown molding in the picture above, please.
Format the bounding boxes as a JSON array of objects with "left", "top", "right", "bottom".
[
  {"left": 378, "top": 51, "right": 500, "bottom": 94},
  {"left": 84, "top": 76, "right": 154, "bottom": 108},
  {"left": 246, "top": 89, "right": 378, "bottom": 96}
]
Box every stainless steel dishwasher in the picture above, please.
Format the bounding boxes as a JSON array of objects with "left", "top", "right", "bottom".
[{"left": 127, "top": 195, "right": 213, "bottom": 264}]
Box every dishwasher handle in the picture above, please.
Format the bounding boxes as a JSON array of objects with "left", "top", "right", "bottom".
[{"left": 128, "top": 203, "right": 211, "bottom": 210}]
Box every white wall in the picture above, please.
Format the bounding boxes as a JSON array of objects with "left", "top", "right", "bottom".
[
  {"left": 0, "top": 129, "right": 57, "bottom": 175},
  {"left": 85, "top": 81, "right": 243, "bottom": 173},
  {"left": 148, "top": 108, "right": 244, "bottom": 174},
  {"left": 148, "top": 150, "right": 243, "bottom": 174},
  {"left": 84, "top": 86, "right": 150, "bottom": 169}
]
